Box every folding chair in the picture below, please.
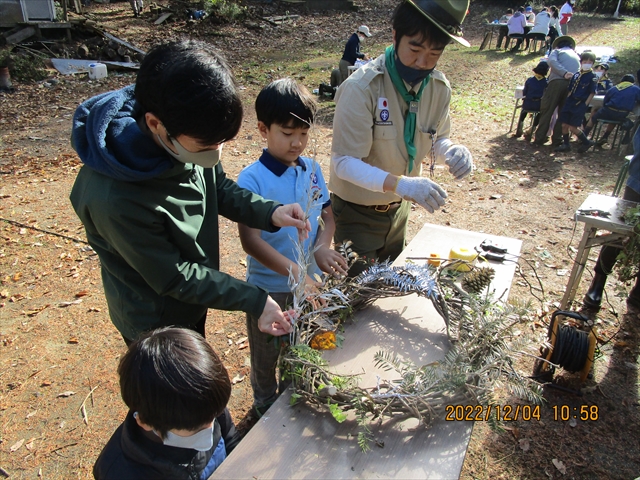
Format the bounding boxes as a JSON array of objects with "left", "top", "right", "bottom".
[
  {"left": 612, "top": 156, "right": 632, "bottom": 197},
  {"left": 509, "top": 86, "right": 540, "bottom": 133},
  {"left": 591, "top": 118, "right": 624, "bottom": 155}
]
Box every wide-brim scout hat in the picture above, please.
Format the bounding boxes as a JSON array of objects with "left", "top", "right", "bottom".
[
  {"left": 552, "top": 35, "right": 576, "bottom": 50},
  {"left": 406, "top": 0, "right": 471, "bottom": 47}
]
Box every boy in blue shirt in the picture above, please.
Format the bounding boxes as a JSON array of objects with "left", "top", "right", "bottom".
[
  {"left": 237, "top": 78, "right": 348, "bottom": 421},
  {"left": 555, "top": 51, "right": 597, "bottom": 153},
  {"left": 93, "top": 327, "right": 240, "bottom": 479}
]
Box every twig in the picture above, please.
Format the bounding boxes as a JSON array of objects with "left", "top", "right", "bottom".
[
  {"left": 47, "top": 442, "right": 78, "bottom": 456},
  {"left": 0, "top": 217, "right": 90, "bottom": 245},
  {"left": 79, "top": 385, "right": 99, "bottom": 425}
]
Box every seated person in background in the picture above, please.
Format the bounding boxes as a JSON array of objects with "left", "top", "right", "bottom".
[
  {"left": 584, "top": 74, "right": 640, "bottom": 147},
  {"left": 338, "top": 25, "right": 372, "bottom": 85},
  {"left": 93, "top": 327, "right": 241, "bottom": 480},
  {"left": 554, "top": 51, "right": 597, "bottom": 153},
  {"left": 546, "top": 6, "right": 562, "bottom": 54},
  {"left": 514, "top": 61, "right": 549, "bottom": 138},
  {"left": 524, "top": 5, "right": 536, "bottom": 23},
  {"left": 581, "top": 62, "right": 612, "bottom": 128},
  {"left": 594, "top": 63, "right": 613, "bottom": 94},
  {"left": 496, "top": 8, "right": 513, "bottom": 49},
  {"left": 525, "top": 6, "right": 551, "bottom": 51},
  {"left": 507, "top": 6, "right": 527, "bottom": 52}
]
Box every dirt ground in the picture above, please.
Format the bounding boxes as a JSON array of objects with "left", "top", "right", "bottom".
[{"left": 1, "top": 1, "right": 639, "bottom": 479}]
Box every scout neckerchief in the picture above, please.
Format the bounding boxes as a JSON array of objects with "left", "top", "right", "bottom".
[
  {"left": 569, "top": 68, "right": 592, "bottom": 97},
  {"left": 385, "top": 45, "right": 430, "bottom": 174}
]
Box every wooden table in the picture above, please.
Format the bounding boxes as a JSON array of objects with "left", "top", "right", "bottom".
[
  {"left": 213, "top": 224, "right": 522, "bottom": 480},
  {"left": 482, "top": 22, "right": 507, "bottom": 50},
  {"left": 560, "top": 193, "right": 636, "bottom": 309}
]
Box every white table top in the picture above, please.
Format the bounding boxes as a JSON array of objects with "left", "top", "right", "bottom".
[{"left": 212, "top": 224, "right": 522, "bottom": 480}]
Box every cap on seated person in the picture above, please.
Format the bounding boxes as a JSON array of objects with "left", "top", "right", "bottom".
[
  {"left": 357, "top": 25, "right": 372, "bottom": 37},
  {"left": 525, "top": 5, "right": 533, "bottom": 12},
  {"left": 533, "top": 61, "right": 549, "bottom": 76},
  {"left": 595, "top": 63, "right": 610, "bottom": 71}
]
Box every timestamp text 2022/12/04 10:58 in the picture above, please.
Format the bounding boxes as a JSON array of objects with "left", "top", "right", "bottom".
[{"left": 445, "top": 404, "right": 600, "bottom": 422}]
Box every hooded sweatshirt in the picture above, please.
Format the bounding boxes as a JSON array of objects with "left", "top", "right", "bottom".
[{"left": 70, "top": 86, "right": 280, "bottom": 340}]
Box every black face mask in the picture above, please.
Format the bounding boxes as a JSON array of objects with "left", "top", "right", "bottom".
[{"left": 395, "top": 54, "right": 434, "bottom": 87}]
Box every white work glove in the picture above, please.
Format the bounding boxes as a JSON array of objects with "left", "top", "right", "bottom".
[
  {"left": 395, "top": 176, "right": 447, "bottom": 213},
  {"left": 444, "top": 145, "right": 473, "bottom": 180}
]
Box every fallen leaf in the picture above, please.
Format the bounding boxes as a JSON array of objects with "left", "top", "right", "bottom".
[
  {"left": 556, "top": 269, "right": 568, "bottom": 277},
  {"left": 57, "top": 391, "right": 76, "bottom": 398},
  {"left": 0, "top": 290, "right": 8, "bottom": 298},
  {"left": 25, "top": 438, "right": 36, "bottom": 451},
  {"left": 235, "top": 336, "right": 248, "bottom": 345},
  {"left": 26, "top": 410, "right": 37, "bottom": 419},
  {"left": 74, "top": 290, "right": 89, "bottom": 297},
  {"left": 40, "top": 380, "right": 52, "bottom": 387},
  {"left": 519, "top": 438, "right": 530, "bottom": 451},
  {"left": 12, "top": 272, "right": 22, "bottom": 282},
  {"left": 552, "top": 458, "right": 566, "bottom": 475},
  {"left": 68, "top": 337, "right": 79, "bottom": 344},
  {"left": 490, "top": 194, "right": 502, "bottom": 199},
  {"left": 232, "top": 374, "right": 245, "bottom": 384},
  {"left": 239, "top": 259, "right": 247, "bottom": 266},
  {"left": 87, "top": 307, "right": 101, "bottom": 312},
  {"left": 59, "top": 299, "right": 82, "bottom": 307},
  {"left": 10, "top": 438, "right": 25, "bottom": 452}
]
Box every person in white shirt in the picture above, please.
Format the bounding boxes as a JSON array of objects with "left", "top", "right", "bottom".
[
  {"left": 525, "top": 6, "right": 551, "bottom": 51},
  {"left": 559, "top": 0, "right": 574, "bottom": 35}
]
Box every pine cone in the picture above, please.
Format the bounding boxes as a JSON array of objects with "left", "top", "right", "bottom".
[{"left": 461, "top": 267, "right": 496, "bottom": 294}]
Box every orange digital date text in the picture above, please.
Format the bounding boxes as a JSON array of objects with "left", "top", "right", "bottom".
[{"left": 445, "top": 404, "right": 541, "bottom": 422}]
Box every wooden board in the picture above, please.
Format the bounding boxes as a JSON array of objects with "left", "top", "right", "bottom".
[{"left": 212, "top": 223, "right": 522, "bottom": 480}]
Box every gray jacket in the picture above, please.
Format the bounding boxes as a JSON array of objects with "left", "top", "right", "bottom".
[{"left": 548, "top": 47, "right": 580, "bottom": 82}]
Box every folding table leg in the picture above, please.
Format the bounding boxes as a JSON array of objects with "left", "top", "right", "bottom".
[{"left": 561, "top": 226, "right": 597, "bottom": 309}]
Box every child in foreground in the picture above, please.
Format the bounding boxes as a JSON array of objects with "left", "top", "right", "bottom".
[
  {"left": 237, "top": 78, "right": 348, "bottom": 421},
  {"left": 93, "top": 327, "right": 240, "bottom": 479}
]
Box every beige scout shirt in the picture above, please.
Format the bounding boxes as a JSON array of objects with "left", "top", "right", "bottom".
[{"left": 330, "top": 53, "right": 452, "bottom": 206}]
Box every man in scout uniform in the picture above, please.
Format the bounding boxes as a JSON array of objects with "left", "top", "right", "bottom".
[{"left": 329, "top": 0, "right": 474, "bottom": 275}]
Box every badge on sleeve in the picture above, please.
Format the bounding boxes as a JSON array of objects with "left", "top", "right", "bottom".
[{"left": 378, "top": 98, "right": 389, "bottom": 110}]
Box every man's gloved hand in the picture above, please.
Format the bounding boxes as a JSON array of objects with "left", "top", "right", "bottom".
[
  {"left": 444, "top": 145, "right": 473, "bottom": 179},
  {"left": 395, "top": 176, "right": 447, "bottom": 213}
]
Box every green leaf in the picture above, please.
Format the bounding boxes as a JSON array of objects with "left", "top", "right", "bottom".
[
  {"left": 290, "top": 393, "right": 301, "bottom": 406},
  {"left": 328, "top": 401, "right": 347, "bottom": 423}
]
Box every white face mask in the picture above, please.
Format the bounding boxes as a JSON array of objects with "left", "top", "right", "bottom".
[
  {"left": 133, "top": 411, "right": 215, "bottom": 452},
  {"left": 581, "top": 63, "right": 593, "bottom": 71},
  {"left": 157, "top": 134, "right": 222, "bottom": 168},
  {"left": 156, "top": 425, "right": 215, "bottom": 451},
  {"left": 595, "top": 71, "right": 604, "bottom": 78}
]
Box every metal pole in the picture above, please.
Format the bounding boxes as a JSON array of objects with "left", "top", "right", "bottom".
[{"left": 613, "top": 0, "right": 623, "bottom": 18}]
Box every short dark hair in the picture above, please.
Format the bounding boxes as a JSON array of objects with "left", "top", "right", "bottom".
[
  {"left": 135, "top": 40, "right": 243, "bottom": 145},
  {"left": 392, "top": 2, "right": 452, "bottom": 49},
  {"left": 506, "top": 8, "right": 513, "bottom": 13},
  {"left": 255, "top": 78, "right": 317, "bottom": 129},
  {"left": 621, "top": 74, "right": 636, "bottom": 84},
  {"left": 580, "top": 52, "right": 596, "bottom": 63},
  {"left": 118, "top": 327, "right": 231, "bottom": 438}
]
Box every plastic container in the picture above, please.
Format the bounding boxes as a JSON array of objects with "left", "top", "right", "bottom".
[
  {"left": 449, "top": 247, "right": 478, "bottom": 272},
  {"left": 88, "top": 63, "right": 108, "bottom": 80}
]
